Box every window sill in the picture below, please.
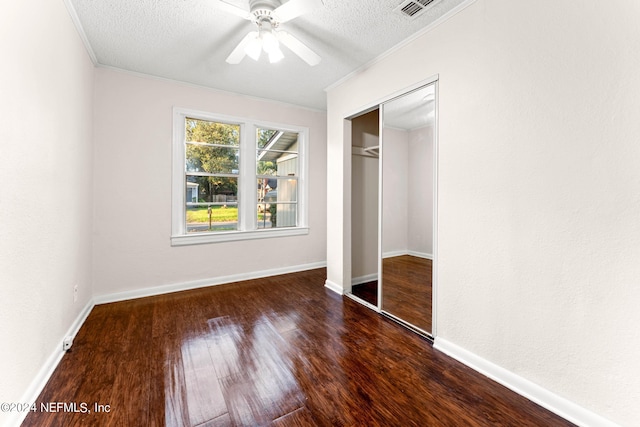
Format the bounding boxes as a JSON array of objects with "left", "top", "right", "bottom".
[{"left": 171, "top": 227, "right": 309, "bottom": 246}]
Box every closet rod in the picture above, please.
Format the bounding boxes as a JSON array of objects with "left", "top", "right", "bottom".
[{"left": 352, "top": 145, "right": 379, "bottom": 158}]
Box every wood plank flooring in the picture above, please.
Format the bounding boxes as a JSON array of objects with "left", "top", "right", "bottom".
[
  {"left": 382, "top": 255, "right": 432, "bottom": 333},
  {"left": 351, "top": 255, "right": 432, "bottom": 333},
  {"left": 350, "top": 280, "right": 377, "bottom": 306},
  {"left": 23, "top": 268, "right": 574, "bottom": 427}
]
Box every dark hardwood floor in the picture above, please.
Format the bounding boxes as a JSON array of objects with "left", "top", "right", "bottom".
[
  {"left": 351, "top": 255, "right": 432, "bottom": 333},
  {"left": 23, "top": 268, "right": 573, "bottom": 427},
  {"left": 350, "top": 280, "right": 377, "bottom": 306},
  {"left": 382, "top": 255, "right": 432, "bottom": 333}
]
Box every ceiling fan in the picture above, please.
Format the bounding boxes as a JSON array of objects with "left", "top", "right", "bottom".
[{"left": 215, "top": 0, "right": 324, "bottom": 66}]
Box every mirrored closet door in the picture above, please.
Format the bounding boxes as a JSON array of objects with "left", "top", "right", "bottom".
[
  {"left": 348, "top": 81, "right": 436, "bottom": 337},
  {"left": 380, "top": 84, "right": 435, "bottom": 335}
]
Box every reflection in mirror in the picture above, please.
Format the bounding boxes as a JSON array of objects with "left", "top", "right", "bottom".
[{"left": 381, "top": 84, "right": 435, "bottom": 334}]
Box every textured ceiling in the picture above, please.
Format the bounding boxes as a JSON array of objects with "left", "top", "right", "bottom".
[{"left": 68, "top": 0, "right": 467, "bottom": 110}]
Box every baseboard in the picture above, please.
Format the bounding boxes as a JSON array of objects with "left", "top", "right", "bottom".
[
  {"left": 324, "top": 279, "right": 344, "bottom": 295},
  {"left": 94, "top": 261, "right": 327, "bottom": 305},
  {"left": 407, "top": 250, "right": 433, "bottom": 260},
  {"left": 351, "top": 273, "right": 378, "bottom": 286},
  {"left": 383, "top": 250, "right": 433, "bottom": 260},
  {"left": 433, "top": 338, "right": 620, "bottom": 427},
  {"left": 383, "top": 249, "right": 408, "bottom": 258},
  {"left": 6, "top": 299, "right": 94, "bottom": 427}
]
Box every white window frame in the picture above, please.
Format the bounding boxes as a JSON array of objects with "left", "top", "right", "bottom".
[{"left": 171, "top": 107, "right": 309, "bottom": 246}]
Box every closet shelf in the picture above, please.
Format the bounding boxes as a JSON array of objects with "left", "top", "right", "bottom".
[{"left": 352, "top": 145, "right": 379, "bottom": 158}]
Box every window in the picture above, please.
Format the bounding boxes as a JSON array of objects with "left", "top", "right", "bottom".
[{"left": 172, "top": 108, "right": 309, "bottom": 245}]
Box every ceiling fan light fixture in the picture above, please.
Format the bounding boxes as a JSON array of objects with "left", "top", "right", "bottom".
[
  {"left": 261, "top": 30, "right": 279, "bottom": 54},
  {"left": 245, "top": 34, "right": 263, "bottom": 60},
  {"left": 268, "top": 47, "right": 284, "bottom": 63}
]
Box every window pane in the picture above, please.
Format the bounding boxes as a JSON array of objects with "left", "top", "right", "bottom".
[
  {"left": 187, "top": 204, "right": 238, "bottom": 233},
  {"left": 257, "top": 204, "right": 297, "bottom": 229},
  {"left": 187, "top": 176, "right": 238, "bottom": 203},
  {"left": 186, "top": 144, "right": 239, "bottom": 174},
  {"left": 256, "top": 128, "right": 298, "bottom": 176},
  {"left": 186, "top": 118, "right": 239, "bottom": 146},
  {"left": 257, "top": 178, "right": 297, "bottom": 203},
  {"left": 257, "top": 153, "right": 298, "bottom": 177},
  {"left": 256, "top": 128, "right": 280, "bottom": 149},
  {"left": 256, "top": 178, "right": 297, "bottom": 229},
  {"left": 186, "top": 176, "right": 238, "bottom": 233}
]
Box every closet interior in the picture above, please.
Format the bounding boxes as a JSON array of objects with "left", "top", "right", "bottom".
[{"left": 350, "top": 108, "right": 380, "bottom": 307}]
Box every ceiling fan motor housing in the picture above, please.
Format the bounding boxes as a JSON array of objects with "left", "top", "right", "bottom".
[{"left": 249, "top": 0, "right": 279, "bottom": 20}]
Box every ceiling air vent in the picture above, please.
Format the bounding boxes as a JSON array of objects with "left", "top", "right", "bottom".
[{"left": 394, "top": 0, "right": 437, "bottom": 19}]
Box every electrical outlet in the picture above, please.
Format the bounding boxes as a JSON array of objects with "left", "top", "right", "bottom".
[
  {"left": 63, "top": 336, "right": 73, "bottom": 351},
  {"left": 73, "top": 284, "right": 78, "bottom": 303}
]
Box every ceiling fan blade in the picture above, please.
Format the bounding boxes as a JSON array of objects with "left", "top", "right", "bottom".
[
  {"left": 273, "top": 0, "right": 324, "bottom": 23},
  {"left": 214, "top": 0, "right": 252, "bottom": 20},
  {"left": 226, "top": 31, "right": 258, "bottom": 64},
  {"left": 276, "top": 31, "right": 321, "bottom": 66}
]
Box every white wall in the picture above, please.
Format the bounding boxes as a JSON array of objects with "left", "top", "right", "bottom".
[
  {"left": 351, "top": 111, "right": 379, "bottom": 282},
  {"left": 0, "top": 1, "right": 94, "bottom": 425},
  {"left": 351, "top": 154, "right": 379, "bottom": 281},
  {"left": 327, "top": 0, "right": 640, "bottom": 425},
  {"left": 92, "top": 69, "right": 327, "bottom": 297}
]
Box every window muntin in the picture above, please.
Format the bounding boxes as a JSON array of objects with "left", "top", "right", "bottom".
[{"left": 172, "top": 109, "right": 308, "bottom": 245}]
